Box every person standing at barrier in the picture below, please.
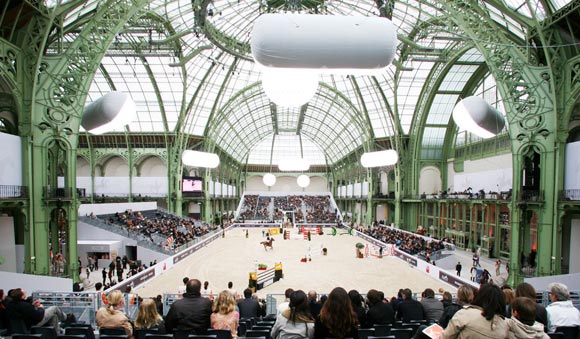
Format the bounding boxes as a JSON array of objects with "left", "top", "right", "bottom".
[
  {"left": 165, "top": 279, "right": 212, "bottom": 334},
  {"left": 277, "top": 288, "right": 294, "bottom": 315},
  {"left": 238, "top": 288, "right": 260, "bottom": 318},
  {"left": 96, "top": 290, "right": 133, "bottom": 337}
]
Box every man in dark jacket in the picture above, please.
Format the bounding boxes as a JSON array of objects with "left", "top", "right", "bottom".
[
  {"left": 6, "top": 288, "right": 66, "bottom": 333},
  {"left": 165, "top": 279, "right": 212, "bottom": 334},
  {"left": 365, "top": 289, "right": 394, "bottom": 328},
  {"left": 396, "top": 288, "right": 425, "bottom": 322},
  {"left": 238, "top": 288, "right": 260, "bottom": 318},
  {"left": 308, "top": 290, "right": 322, "bottom": 318}
]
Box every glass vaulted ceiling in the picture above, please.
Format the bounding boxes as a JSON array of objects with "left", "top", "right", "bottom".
[{"left": 67, "top": 0, "right": 563, "bottom": 165}]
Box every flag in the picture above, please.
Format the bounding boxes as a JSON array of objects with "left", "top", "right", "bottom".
[{"left": 166, "top": 235, "right": 174, "bottom": 245}]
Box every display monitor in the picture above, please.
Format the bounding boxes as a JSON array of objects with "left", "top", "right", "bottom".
[{"left": 182, "top": 176, "right": 203, "bottom": 192}]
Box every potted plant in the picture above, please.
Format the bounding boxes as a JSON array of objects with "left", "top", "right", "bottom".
[
  {"left": 257, "top": 264, "right": 268, "bottom": 270},
  {"left": 355, "top": 242, "right": 364, "bottom": 258}
]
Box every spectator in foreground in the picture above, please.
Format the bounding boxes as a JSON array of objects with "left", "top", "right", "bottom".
[
  {"left": 96, "top": 290, "right": 133, "bottom": 337},
  {"left": 439, "top": 285, "right": 474, "bottom": 328},
  {"left": 238, "top": 288, "right": 260, "bottom": 319},
  {"left": 6, "top": 288, "right": 66, "bottom": 334},
  {"left": 348, "top": 290, "right": 366, "bottom": 329},
  {"left": 441, "top": 284, "right": 508, "bottom": 339},
  {"left": 365, "top": 289, "right": 394, "bottom": 327},
  {"left": 513, "top": 282, "right": 547, "bottom": 330},
  {"left": 134, "top": 298, "right": 165, "bottom": 332},
  {"left": 314, "top": 287, "right": 359, "bottom": 339},
  {"left": 420, "top": 288, "right": 443, "bottom": 323},
  {"left": 165, "top": 279, "right": 212, "bottom": 334},
  {"left": 210, "top": 291, "right": 239, "bottom": 339},
  {"left": 396, "top": 288, "right": 425, "bottom": 322},
  {"left": 545, "top": 282, "right": 580, "bottom": 333},
  {"left": 506, "top": 297, "right": 548, "bottom": 339},
  {"left": 308, "top": 290, "right": 322, "bottom": 319},
  {"left": 271, "top": 290, "right": 315, "bottom": 339}
]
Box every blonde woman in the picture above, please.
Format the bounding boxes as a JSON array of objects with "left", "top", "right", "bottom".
[
  {"left": 96, "top": 290, "right": 133, "bottom": 337},
  {"left": 210, "top": 291, "right": 239, "bottom": 339},
  {"left": 135, "top": 299, "right": 165, "bottom": 333}
]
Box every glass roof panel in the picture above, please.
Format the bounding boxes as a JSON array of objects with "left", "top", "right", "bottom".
[
  {"left": 72, "top": 0, "right": 532, "bottom": 166},
  {"left": 422, "top": 127, "right": 446, "bottom": 147},
  {"left": 398, "top": 60, "right": 434, "bottom": 133},
  {"left": 458, "top": 49, "right": 485, "bottom": 63},
  {"left": 438, "top": 64, "right": 479, "bottom": 92},
  {"left": 62, "top": 1, "right": 98, "bottom": 27},
  {"left": 426, "top": 94, "right": 459, "bottom": 125},
  {"left": 484, "top": 2, "right": 527, "bottom": 39},
  {"left": 550, "top": 0, "right": 573, "bottom": 10}
]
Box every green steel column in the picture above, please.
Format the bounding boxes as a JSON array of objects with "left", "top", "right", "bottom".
[
  {"left": 365, "top": 172, "right": 373, "bottom": 226},
  {"left": 552, "top": 135, "right": 568, "bottom": 274},
  {"left": 31, "top": 143, "right": 50, "bottom": 275},
  {"left": 508, "top": 154, "right": 523, "bottom": 287},
  {"left": 66, "top": 147, "right": 80, "bottom": 281},
  {"left": 204, "top": 170, "right": 212, "bottom": 223},
  {"left": 536, "top": 146, "right": 557, "bottom": 277},
  {"left": 128, "top": 146, "right": 133, "bottom": 203}
]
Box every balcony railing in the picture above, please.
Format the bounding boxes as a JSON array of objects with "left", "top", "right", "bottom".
[
  {"left": 0, "top": 185, "right": 29, "bottom": 199},
  {"left": 560, "top": 189, "right": 580, "bottom": 201}
]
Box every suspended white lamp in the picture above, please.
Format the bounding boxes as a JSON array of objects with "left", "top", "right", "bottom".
[
  {"left": 263, "top": 173, "right": 277, "bottom": 187},
  {"left": 278, "top": 158, "right": 310, "bottom": 171},
  {"left": 360, "top": 150, "right": 399, "bottom": 168},
  {"left": 251, "top": 14, "right": 398, "bottom": 74},
  {"left": 182, "top": 150, "right": 220, "bottom": 168},
  {"left": 261, "top": 68, "right": 319, "bottom": 107},
  {"left": 81, "top": 92, "right": 137, "bottom": 135},
  {"left": 452, "top": 96, "right": 506, "bottom": 139},
  {"left": 297, "top": 174, "right": 310, "bottom": 188}
]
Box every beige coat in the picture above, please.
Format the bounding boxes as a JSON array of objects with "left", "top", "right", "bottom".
[
  {"left": 96, "top": 307, "right": 133, "bottom": 337},
  {"left": 441, "top": 306, "right": 509, "bottom": 339}
]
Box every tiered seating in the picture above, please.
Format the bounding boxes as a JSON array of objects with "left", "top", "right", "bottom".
[
  {"left": 363, "top": 225, "right": 448, "bottom": 259},
  {"left": 239, "top": 195, "right": 258, "bottom": 220},
  {"left": 97, "top": 210, "right": 217, "bottom": 250}
]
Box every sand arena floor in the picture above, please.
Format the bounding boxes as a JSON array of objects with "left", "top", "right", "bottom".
[{"left": 134, "top": 228, "right": 455, "bottom": 300}]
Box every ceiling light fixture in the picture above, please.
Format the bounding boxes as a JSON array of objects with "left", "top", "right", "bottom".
[
  {"left": 278, "top": 158, "right": 310, "bottom": 171},
  {"left": 251, "top": 14, "right": 398, "bottom": 107},
  {"left": 81, "top": 92, "right": 137, "bottom": 135},
  {"left": 360, "top": 150, "right": 399, "bottom": 168},
  {"left": 182, "top": 150, "right": 220, "bottom": 168},
  {"left": 263, "top": 173, "right": 277, "bottom": 187},
  {"left": 452, "top": 96, "right": 505, "bottom": 139},
  {"left": 297, "top": 174, "right": 310, "bottom": 188}
]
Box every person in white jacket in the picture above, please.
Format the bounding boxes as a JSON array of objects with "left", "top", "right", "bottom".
[
  {"left": 546, "top": 282, "right": 580, "bottom": 333},
  {"left": 507, "top": 297, "right": 549, "bottom": 339}
]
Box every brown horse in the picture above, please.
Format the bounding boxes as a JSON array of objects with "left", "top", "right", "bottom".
[{"left": 261, "top": 238, "right": 275, "bottom": 251}]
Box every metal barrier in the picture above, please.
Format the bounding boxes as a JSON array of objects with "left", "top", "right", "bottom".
[{"left": 32, "top": 291, "right": 140, "bottom": 327}]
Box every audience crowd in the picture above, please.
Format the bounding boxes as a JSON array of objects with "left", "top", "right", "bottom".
[
  {"left": 98, "top": 210, "right": 218, "bottom": 250},
  {"left": 1, "top": 277, "right": 579, "bottom": 339},
  {"left": 362, "top": 224, "right": 452, "bottom": 262},
  {"left": 238, "top": 195, "right": 337, "bottom": 224}
]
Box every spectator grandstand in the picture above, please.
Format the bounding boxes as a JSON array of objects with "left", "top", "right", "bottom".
[
  {"left": 237, "top": 194, "right": 337, "bottom": 224},
  {"left": 94, "top": 209, "right": 219, "bottom": 252}
]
